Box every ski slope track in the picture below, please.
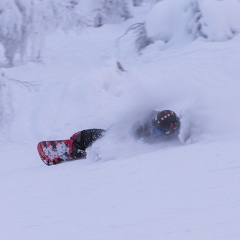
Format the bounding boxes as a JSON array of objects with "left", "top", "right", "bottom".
[{"left": 1, "top": 11, "right": 240, "bottom": 240}]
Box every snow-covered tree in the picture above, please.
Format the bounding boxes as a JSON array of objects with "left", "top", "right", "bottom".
[
  {"left": 133, "top": 0, "right": 143, "bottom": 6},
  {"left": 143, "top": 0, "right": 240, "bottom": 47},
  {"left": 92, "top": 0, "right": 132, "bottom": 27},
  {"left": 0, "top": 0, "right": 52, "bottom": 65},
  {"left": 0, "top": 72, "right": 13, "bottom": 138},
  {"left": 13, "top": 0, "right": 51, "bottom": 63},
  {"left": 0, "top": 0, "right": 22, "bottom": 66},
  {"left": 48, "top": 0, "right": 85, "bottom": 31},
  {"left": 0, "top": 0, "right": 85, "bottom": 66},
  {"left": 117, "top": 23, "right": 152, "bottom": 54},
  {"left": 188, "top": 0, "right": 240, "bottom": 41},
  {"left": 117, "top": 0, "right": 240, "bottom": 58}
]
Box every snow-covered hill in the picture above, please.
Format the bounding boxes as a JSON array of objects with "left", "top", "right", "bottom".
[{"left": 1, "top": 1, "right": 240, "bottom": 239}]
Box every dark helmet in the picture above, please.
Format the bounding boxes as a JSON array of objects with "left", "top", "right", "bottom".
[{"left": 152, "top": 110, "right": 180, "bottom": 134}]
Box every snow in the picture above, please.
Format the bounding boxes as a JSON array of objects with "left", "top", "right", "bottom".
[
  {"left": 145, "top": 0, "right": 193, "bottom": 45},
  {"left": 1, "top": 2, "right": 240, "bottom": 240},
  {"left": 198, "top": 0, "right": 240, "bottom": 41},
  {"left": 145, "top": 0, "right": 240, "bottom": 44}
]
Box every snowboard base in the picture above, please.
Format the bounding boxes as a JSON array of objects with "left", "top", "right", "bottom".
[{"left": 37, "top": 140, "right": 73, "bottom": 166}]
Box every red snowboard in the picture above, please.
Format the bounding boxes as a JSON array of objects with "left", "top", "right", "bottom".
[{"left": 37, "top": 139, "right": 73, "bottom": 166}]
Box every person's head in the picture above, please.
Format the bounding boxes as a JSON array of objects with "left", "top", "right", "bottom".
[{"left": 152, "top": 110, "right": 180, "bottom": 136}]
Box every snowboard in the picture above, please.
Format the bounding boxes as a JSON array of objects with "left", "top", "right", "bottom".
[{"left": 37, "top": 139, "right": 73, "bottom": 166}]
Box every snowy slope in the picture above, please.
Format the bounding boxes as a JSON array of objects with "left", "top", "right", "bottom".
[{"left": 1, "top": 3, "right": 240, "bottom": 240}]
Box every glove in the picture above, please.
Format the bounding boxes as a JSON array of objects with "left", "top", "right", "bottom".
[{"left": 71, "top": 140, "right": 86, "bottom": 159}]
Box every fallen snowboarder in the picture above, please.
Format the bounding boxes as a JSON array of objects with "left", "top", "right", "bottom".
[{"left": 37, "top": 110, "right": 180, "bottom": 165}]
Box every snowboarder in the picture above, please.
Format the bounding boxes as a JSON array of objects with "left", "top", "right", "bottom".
[
  {"left": 37, "top": 109, "right": 180, "bottom": 165},
  {"left": 70, "top": 110, "right": 180, "bottom": 159}
]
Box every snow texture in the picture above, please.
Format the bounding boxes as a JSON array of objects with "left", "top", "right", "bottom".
[{"left": 1, "top": 1, "right": 240, "bottom": 240}]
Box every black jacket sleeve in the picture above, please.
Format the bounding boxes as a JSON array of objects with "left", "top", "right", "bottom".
[
  {"left": 71, "top": 129, "right": 106, "bottom": 150},
  {"left": 70, "top": 129, "right": 106, "bottom": 159}
]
